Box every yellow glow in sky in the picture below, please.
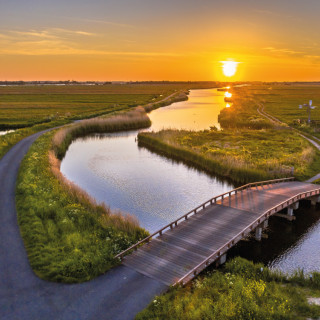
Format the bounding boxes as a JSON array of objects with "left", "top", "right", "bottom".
[
  {"left": 221, "top": 61, "right": 239, "bottom": 77},
  {"left": 2, "top": 1, "right": 320, "bottom": 81}
]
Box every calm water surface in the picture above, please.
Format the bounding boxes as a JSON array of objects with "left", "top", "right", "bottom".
[
  {"left": 61, "top": 89, "right": 232, "bottom": 232},
  {"left": 61, "top": 88, "right": 320, "bottom": 274}
]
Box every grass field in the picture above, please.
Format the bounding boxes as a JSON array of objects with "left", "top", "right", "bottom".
[
  {"left": 136, "top": 257, "right": 320, "bottom": 320},
  {"left": 223, "top": 84, "right": 320, "bottom": 139},
  {"left": 0, "top": 83, "right": 217, "bottom": 129}
]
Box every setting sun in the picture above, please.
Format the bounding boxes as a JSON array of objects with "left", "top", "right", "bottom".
[{"left": 221, "top": 61, "right": 239, "bottom": 77}]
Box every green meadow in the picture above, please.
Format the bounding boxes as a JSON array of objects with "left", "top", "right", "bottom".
[{"left": 136, "top": 257, "right": 320, "bottom": 320}]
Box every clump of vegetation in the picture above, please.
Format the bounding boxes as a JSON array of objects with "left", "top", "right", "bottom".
[
  {"left": 138, "top": 127, "right": 320, "bottom": 183},
  {"left": 136, "top": 257, "right": 320, "bottom": 320}
]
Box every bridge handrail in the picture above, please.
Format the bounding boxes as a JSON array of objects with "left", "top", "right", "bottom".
[
  {"left": 115, "top": 177, "right": 294, "bottom": 260},
  {"left": 175, "top": 186, "right": 320, "bottom": 286}
]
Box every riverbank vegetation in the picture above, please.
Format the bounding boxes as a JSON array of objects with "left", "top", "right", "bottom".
[
  {"left": 53, "top": 107, "right": 151, "bottom": 159},
  {"left": 16, "top": 109, "right": 153, "bottom": 283},
  {"left": 138, "top": 128, "right": 320, "bottom": 183},
  {"left": 136, "top": 257, "right": 320, "bottom": 320}
]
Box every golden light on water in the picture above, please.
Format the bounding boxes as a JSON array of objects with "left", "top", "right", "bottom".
[
  {"left": 226, "top": 103, "right": 231, "bottom": 108},
  {"left": 224, "top": 92, "right": 232, "bottom": 98},
  {"left": 221, "top": 61, "right": 239, "bottom": 77}
]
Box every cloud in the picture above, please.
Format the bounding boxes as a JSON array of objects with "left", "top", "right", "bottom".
[
  {"left": 253, "top": 9, "right": 297, "bottom": 20},
  {"left": 64, "top": 16, "right": 134, "bottom": 29},
  {"left": 264, "top": 47, "right": 304, "bottom": 55},
  {"left": 82, "top": 18, "right": 134, "bottom": 29},
  {"left": 9, "top": 28, "right": 96, "bottom": 41},
  {"left": 0, "top": 37, "right": 181, "bottom": 57},
  {"left": 0, "top": 27, "right": 181, "bottom": 57}
]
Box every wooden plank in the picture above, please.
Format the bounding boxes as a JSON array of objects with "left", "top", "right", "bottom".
[
  {"left": 124, "top": 249, "right": 190, "bottom": 278},
  {"left": 160, "top": 233, "right": 213, "bottom": 256},
  {"left": 168, "top": 211, "right": 256, "bottom": 237},
  {"left": 161, "top": 231, "right": 232, "bottom": 252},
  {"left": 138, "top": 239, "right": 207, "bottom": 266}
]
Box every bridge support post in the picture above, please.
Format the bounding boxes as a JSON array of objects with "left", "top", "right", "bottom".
[
  {"left": 263, "top": 219, "right": 269, "bottom": 229},
  {"left": 216, "top": 253, "right": 227, "bottom": 267},
  {"left": 285, "top": 201, "right": 299, "bottom": 218},
  {"left": 255, "top": 227, "right": 262, "bottom": 241},
  {"left": 310, "top": 195, "right": 320, "bottom": 206}
]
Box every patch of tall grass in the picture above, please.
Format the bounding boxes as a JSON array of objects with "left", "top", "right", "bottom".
[
  {"left": 53, "top": 107, "right": 151, "bottom": 160},
  {"left": 136, "top": 257, "right": 320, "bottom": 320}
]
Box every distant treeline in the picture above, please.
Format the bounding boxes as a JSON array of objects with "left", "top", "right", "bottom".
[
  {"left": 1, "top": 80, "right": 320, "bottom": 86},
  {"left": 0, "top": 81, "right": 112, "bottom": 86}
]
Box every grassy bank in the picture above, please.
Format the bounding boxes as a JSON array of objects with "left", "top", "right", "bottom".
[
  {"left": 16, "top": 110, "right": 151, "bottom": 283},
  {"left": 136, "top": 257, "right": 320, "bottom": 320},
  {"left": 53, "top": 107, "right": 151, "bottom": 160},
  {"left": 138, "top": 128, "right": 320, "bottom": 183},
  {"left": 143, "top": 91, "right": 189, "bottom": 113}
]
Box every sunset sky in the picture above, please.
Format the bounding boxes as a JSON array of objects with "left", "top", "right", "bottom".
[{"left": 1, "top": 0, "right": 320, "bottom": 81}]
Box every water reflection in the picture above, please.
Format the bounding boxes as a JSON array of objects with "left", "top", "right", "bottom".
[
  {"left": 61, "top": 130, "right": 232, "bottom": 232},
  {"left": 0, "top": 130, "right": 14, "bottom": 136},
  {"left": 148, "top": 89, "right": 226, "bottom": 131},
  {"left": 227, "top": 201, "right": 320, "bottom": 274}
]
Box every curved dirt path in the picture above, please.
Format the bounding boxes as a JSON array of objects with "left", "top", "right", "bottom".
[
  {"left": 0, "top": 131, "right": 167, "bottom": 319},
  {"left": 257, "top": 103, "right": 320, "bottom": 182}
]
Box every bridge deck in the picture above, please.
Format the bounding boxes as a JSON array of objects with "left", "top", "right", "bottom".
[{"left": 123, "top": 181, "right": 319, "bottom": 285}]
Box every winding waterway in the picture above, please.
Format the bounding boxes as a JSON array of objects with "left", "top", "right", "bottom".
[{"left": 61, "top": 88, "right": 320, "bottom": 274}]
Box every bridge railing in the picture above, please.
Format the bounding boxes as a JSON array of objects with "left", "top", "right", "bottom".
[
  {"left": 176, "top": 185, "right": 320, "bottom": 286},
  {"left": 115, "top": 177, "right": 294, "bottom": 260}
]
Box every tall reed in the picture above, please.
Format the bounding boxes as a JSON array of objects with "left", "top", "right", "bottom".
[{"left": 53, "top": 106, "right": 151, "bottom": 160}]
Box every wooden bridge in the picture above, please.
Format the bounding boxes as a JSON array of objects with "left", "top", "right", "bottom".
[{"left": 116, "top": 178, "right": 320, "bottom": 286}]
